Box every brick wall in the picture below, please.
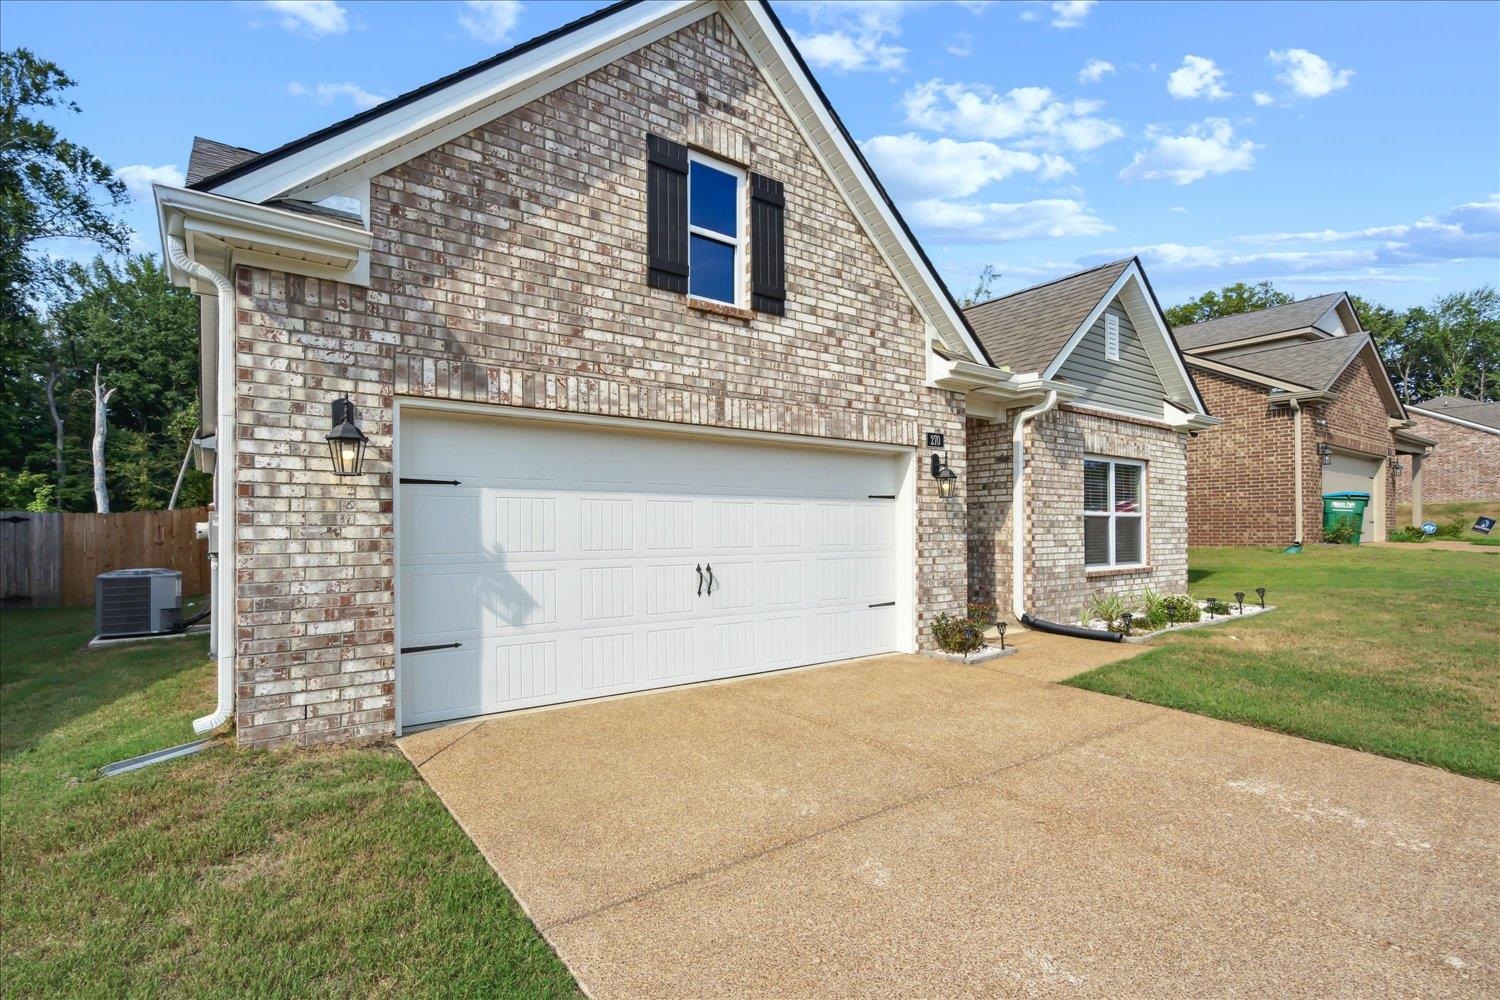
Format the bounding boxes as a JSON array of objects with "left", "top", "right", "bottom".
[
  {"left": 1394, "top": 411, "right": 1500, "bottom": 505},
  {"left": 1318, "top": 352, "right": 1397, "bottom": 538},
  {"left": 230, "top": 14, "right": 967, "bottom": 745},
  {"left": 968, "top": 405, "right": 1188, "bottom": 623},
  {"left": 1186, "top": 369, "right": 1301, "bottom": 546}
]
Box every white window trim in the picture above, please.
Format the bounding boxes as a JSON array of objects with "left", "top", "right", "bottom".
[
  {"left": 686, "top": 150, "right": 747, "bottom": 309},
  {"left": 1084, "top": 455, "right": 1147, "bottom": 569}
]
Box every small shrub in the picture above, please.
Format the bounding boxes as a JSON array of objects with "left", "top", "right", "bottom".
[
  {"left": 931, "top": 612, "right": 985, "bottom": 656},
  {"left": 1203, "top": 598, "right": 1232, "bottom": 617},
  {"left": 1140, "top": 604, "right": 1170, "bottom": 631},
  {"left": 1159, "top": 594, "right": 1201, "bottom": 624},
  {"left": 1388, "top": 526, "right": 1427, "bottom": 543},
  {"left": 1323, "top": 518, "right": 1359, "bottom": 545},
  {"left": 1081, "top": 592, "right": 1130, "bottom": 627},
  {"left": 1434, "top": 518, "right": 1469, "bottom": 540},
  {"left": 966, "top": 602, "right": 998, "bottom": 627}
]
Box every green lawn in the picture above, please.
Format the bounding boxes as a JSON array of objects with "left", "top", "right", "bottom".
[
  {"left": 1, "top": 607, "right": 578, "bottom": 999},
  {"left": 1066, "top": 545, "right": 1500, "bottom": 781}
]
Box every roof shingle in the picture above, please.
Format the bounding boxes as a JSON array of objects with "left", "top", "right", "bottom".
[
  {"left": 1209, "top": 333, "right": 1370, "bottom": 391},
  {"left": 962, "top": 260, "right": 1132, "bottom": 374},
  {"left": 1414, "top": 396, "right": 1500, "bottom": 431},
  {"left": 1174, "top": 292, "right": 1345, "bottom": 350}
]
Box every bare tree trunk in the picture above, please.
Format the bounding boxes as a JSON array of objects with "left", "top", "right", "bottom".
[
  {"left": 46, "top": 366, "right": 66, "bottom": 503},
  {"left": 91, "top": 365, "right": 117, "bottom": 514},
  {"left": 168, "top": 433, "right": 194, "bottom": 510}
]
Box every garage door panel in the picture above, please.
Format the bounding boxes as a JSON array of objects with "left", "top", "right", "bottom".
[{"left": 399, "top": 414, "right": 905, "bottom": 727}]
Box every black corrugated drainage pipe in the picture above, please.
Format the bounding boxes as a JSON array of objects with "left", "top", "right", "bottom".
[{"left": 1021, "top": 613, "right": 1124, "bottom": 643}]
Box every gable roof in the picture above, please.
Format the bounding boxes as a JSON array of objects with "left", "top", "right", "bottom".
[
  {"left": 1413, "top": 396, "right": 1500, "bottom": 432},
  {"left": 176, "top": 0, "right": 992, "bottom": 365},
  {"left": 1174, "top": 292, "right": 1346, "bottom": 351},
  {"left": 964, "top": 260, "right": 1132, "bottom": 375},
  {"left": 187, "top": 137, "right": 261, "bottom": 186},
  {"left": 1215, "top": 332, "right": 1371, "bottom": 392}
]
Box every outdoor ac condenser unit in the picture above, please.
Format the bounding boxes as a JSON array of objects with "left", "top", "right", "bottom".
[{"left": 95, "top": 568, "right": 182, "bottom": 639}]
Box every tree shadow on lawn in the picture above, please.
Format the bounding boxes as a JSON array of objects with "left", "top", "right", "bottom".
[{"left": 0, "top": 604, "right": 212, "bottom": 768}]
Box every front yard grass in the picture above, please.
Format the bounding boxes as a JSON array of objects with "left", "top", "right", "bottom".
[
  {"left": 1, "top": 606, "right": 578, "bottom": 999},
  {"left": 1066, "top": 545, "right": 1500, "bottom": 781}
]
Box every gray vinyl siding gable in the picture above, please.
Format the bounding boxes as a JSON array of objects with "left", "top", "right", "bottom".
[{"left": 1055, "top": 297, "right": 1167, "bottom": 419}]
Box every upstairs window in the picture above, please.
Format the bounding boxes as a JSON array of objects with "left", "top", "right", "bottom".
[
  {"left": 1084, "top": 457, "right": 1145, "bottom": 568},
  {"left": 688, "top": 155, "right": 743, "bottom": 306}
]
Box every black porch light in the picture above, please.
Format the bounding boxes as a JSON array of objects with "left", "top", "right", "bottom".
[
  {"left": 326, "top": 395, "right": 369, "bottom": 477},
  {"left": 1391, "top": 458, "right": 1404, "bottom": 475},
  {"left": 1255, "top": 587, "right": 1266, "bottom": 609},
  {"left": 1317, "top": 442, "right": 1333, "bottom": 466},
  {"left": 930, "top": 452, "right": 958, "bottom": 499},
  {"left": 1235, "top": 591, "right": 1245, "bottom": 614}
]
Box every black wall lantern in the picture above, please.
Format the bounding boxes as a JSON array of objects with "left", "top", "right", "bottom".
[
  {"left": 1391, "top": 458, "right": 1404, "bottom": 475},
  {"left": 1317, "top": 442, "right": 1333, "bottom": 466},
  {"left": 326, "top": 395, "right": 369, "bottom": 477},
  {"left": 930, "top": 453, "right": 958, "bottom": 498}
]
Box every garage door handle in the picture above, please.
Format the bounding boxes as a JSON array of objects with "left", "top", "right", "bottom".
[
  {"left": 705, "top": 563, "right": 715, "bottom": 596},
  {"left": 401, "top": 642, "right": 462, "bottom": 654},
  {"left": 696, "top": 564, "right": 703, "bottom": 596}
]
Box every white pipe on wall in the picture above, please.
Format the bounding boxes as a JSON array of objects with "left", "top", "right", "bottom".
[
  {"left": 167, "top": 237, "right": 236, "bottom": 735},
  {"left": 1290, "top": 399, "right": 1304, "bottom": 544},
  {"left": 1010, "top": 390, "right": 1059, "bottom": 622}
]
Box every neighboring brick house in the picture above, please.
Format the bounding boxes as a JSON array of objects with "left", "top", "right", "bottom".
[
  {"left": 1394, "top": 397, "right": 1500, "bottom": 505},
  {"left": 962, "top": 259, "right": 1215, "bottom": 622},
  {"left": 155, "top": 1, "right": 1212, "bottom": 747},
  {"left": 1177, "top": 294, "right": 1432, "bottom": 546}
]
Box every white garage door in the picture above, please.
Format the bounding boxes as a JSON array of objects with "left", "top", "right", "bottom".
[
  {"left": 1322, "top": 450, "right": 1381, "bottom": 539},
  {"left": 397, "top": 411, "right": 907, "bottom": 727}
]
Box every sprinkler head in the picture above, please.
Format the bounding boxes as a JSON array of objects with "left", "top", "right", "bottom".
[
  {"left": 1234, "top": 591, "right": 1245, "bottom": 613},
  {"left": 1255, "top": 587, "right": 1266, "bottom": 608}
]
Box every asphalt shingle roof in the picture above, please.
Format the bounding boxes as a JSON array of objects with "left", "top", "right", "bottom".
[
  {"left": 1211, "top": 332, "right": 1370, "bottom": 391},
  {"left": 962, "top": 260, "right": 1132, "bottom": 374},
  {"left": 1414, "top": 396, "right": 1500, "bottom": 431},
  {"left": 186, "top": 137, "right": 261, "bottom": 186},
  {"left": 1174, "top": 292, "right": 1345, "bottom": 351}
]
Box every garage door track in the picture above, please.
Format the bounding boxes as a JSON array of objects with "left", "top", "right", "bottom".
[{"left": 399, "top": 653, "right": 1498, "bottom": 998}]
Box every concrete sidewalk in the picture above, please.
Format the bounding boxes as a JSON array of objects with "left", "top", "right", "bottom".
[{"left": 400, "top": 650, "right": 1498, "bottom": 999}]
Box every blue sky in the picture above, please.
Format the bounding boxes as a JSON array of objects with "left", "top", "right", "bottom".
[{"left": 5, "top": 0, "right": 1498, "bottom": 309}]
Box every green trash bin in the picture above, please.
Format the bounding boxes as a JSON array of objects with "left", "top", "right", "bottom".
[{"left": 1322, "top": 491, "right": 1371, "bottom": 544}]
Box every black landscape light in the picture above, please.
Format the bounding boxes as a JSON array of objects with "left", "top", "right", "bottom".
[
  {"left": 1120, "top": 612, "right": 1133, "bottom": 636},
  {"left": 996, "top": 619, "right": 1007, "bottom": 650},
  {"left": 1235, "top": 591, "right": 1245, "bottom": 614},
  {"left": 930, "top": 452, "right": 958, "bottom": 499},
  {"left": 1204, "top": 598, "right": 1217, "bottom": 620},
  {"left": 1255, "top": 587, "right": 1266, "bottom": 608},
  {"left": 326, "top": 395, "right": 369, "bottom": 477}
]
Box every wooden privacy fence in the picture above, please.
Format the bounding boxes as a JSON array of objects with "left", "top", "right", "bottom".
[{"left": 0, "top": 507, "right": 210, "bottom": 608}]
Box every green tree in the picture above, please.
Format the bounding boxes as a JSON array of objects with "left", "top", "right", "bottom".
[
  {"left": 958, "top": 264, "right": 1001, "bottom": 307},
  {"left": 1418, "top": 286, "right": 1499, "bottom": 400},
  {"left": 1354, "top": 294, "right": 1424, "bottom": 402},
  {"left": 1164, "top": 281, "right": 1293, "bottom": 328}
]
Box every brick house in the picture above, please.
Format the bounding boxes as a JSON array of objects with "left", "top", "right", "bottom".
[
  {"left": 154, "top": 0, "right": 1213, "bottom": 747},
  {"left": 1394, "top": 397, "right": 1500, "bottom": 506},
  {"left": 962, "top": 259, "right": 1214, "bottom": 622},
  {"left": 1177, "top": 294, "right": 1433, "bottom": 546}
]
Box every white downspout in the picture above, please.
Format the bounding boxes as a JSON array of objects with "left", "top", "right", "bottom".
[
  {"left": 167, "top": 236, "right": 236, "bottom": 735},
  {"left": 1290, "top": 399, "right": 1304, "bottom": 544},
  {"left": 1010, "top": 390, "right": 1059, "bottom": 622}
]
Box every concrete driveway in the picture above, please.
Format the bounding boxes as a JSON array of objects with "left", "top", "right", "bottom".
[{"left": 399, "top": 644, "right": 1498, "bottom": 998}]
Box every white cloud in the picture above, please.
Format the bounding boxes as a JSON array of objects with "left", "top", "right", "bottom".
[
  {"left": 115, "top": 164, "right": 184, "bottom": 200},
  {"left": 287, "top": 81, "right": 387, "bottom": 111},
  {"left": 861, "top": 134, "right": 1072, "bottom": 199},
  {"left": 458, "top": 0, "right": 522, "bottom": 46},
  {"left": 1119, "top": 118, "right": 1258, "bottom": 186},
  {"left": 1166, "top": 55, "right": 1230, "bottom": 100},
  {"left": 1031, "top": 1, "right": 1095, "bottom": 29},
  {"left": 262, "top": 0, "right": 347, "bottom": 37},
  {"left": 909, "top": 196, "right": 1112, "bottom": 243},
  {"left": 1077, "top": 58, "right": 1115, "bottom": 84},
  {"left": 902, "top": 79, "right": 1124, "bottom": 152},
  {"left": 947, "top": 32, "right": 974, "bottom": 58},
  {"left": 791, "top": 2, "right": 907, "bottom": 73},
  {"left": 1252, "top": 91, "right": 1275, "bottom": 107},
  {"left": 1238, "top": 196, "right": 1500, "bottom": 265},
  {"left": 1269, "top": 48, "right": 1353, "bottom": 99},
  {"left": 1168, "top": 205, "right": 1188, "bottom": 214}
]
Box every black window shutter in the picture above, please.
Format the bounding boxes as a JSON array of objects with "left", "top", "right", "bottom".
[
  {"left": 646, "top": 134, "right": 689, "bottom": 293},
  {"left": 750, "top": 173, "right": 785, "bottom": 315}
]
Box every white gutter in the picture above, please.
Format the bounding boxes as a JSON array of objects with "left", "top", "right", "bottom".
[
  {"left": 1290, "top": 399, "right": 1305, "bottom": 545},
  {"left": 1010, "top": 390, "right": 1059, "bottom": 622},
  {"left": 167, "top": 236, "right": 236, "bottom": 735}
]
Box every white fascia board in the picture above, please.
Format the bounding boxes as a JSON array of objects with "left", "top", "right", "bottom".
[
  {"left": 156, "top": 184, "right": 371, "bottom": 285},
  {"left": 207, "top": 1, "right": 708, "bottom": 204},
  {"left": 725, "top": 1, "right": 985, "bottom": 364},
  {"left": 1186, "top": 354, "right": 1313, "bottom": 394},
  {"left": 1041, "top": 262, "right": 1208, "bottom": 415},
  {"left": 1408, "top": 405, "right": 1500, "bottom": 436}
]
